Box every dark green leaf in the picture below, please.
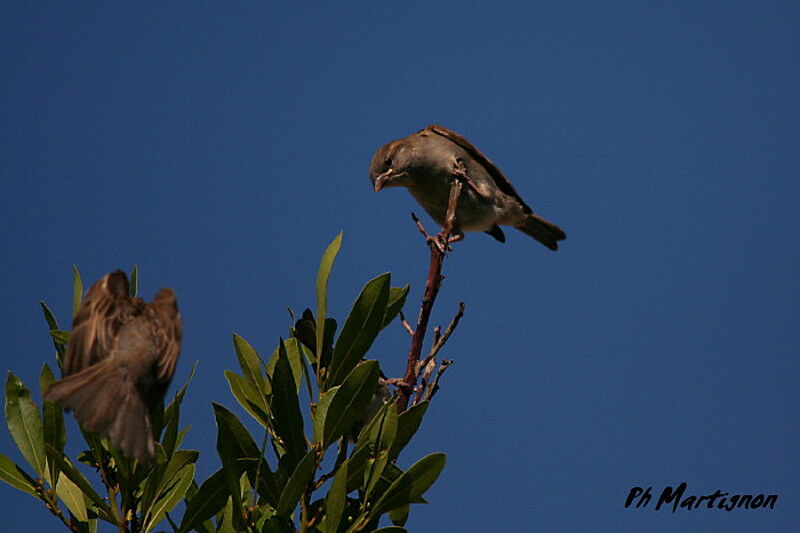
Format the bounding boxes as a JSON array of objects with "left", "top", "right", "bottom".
[
  {"left": 370, "top": 453, "right": 446, "bottom": 518},
  {"left": 329, "top": 274, "right": 390, "bottom": 387},
  {"left": 262, "top": 516, "right": 294, "bottom": 533},
  {"left": 213, "top": 404, "right": 281, "bottom": 508},
  {"left": 214, "top": 403, "right": 257, "bottom": 530},
  {"left": 344, "top": 401, "right": 394, "bottom": 493},
  {"left": 321, "top": 461, "right": 348, "bottom": 533},
  {"left": 39, "top": 301, "right": 59, "bottom": 331},
  {"left": 266, "top": 338, "right": 304, "bottom": 394},
  {"left": 322, "top": 361, "right": 379, "bottom": 448},
  {"left": 224, "top": 370, "right": 270, "bottom": 427},
  {"left": 39, "top": 301, "right": 65, "bottom": 365},
  {"left": 48, "top": 329, "right": 71, "bottom": 345},
  {"left": 4, "top": 372, "right": 46, "bottom": 476},
  {"left": 372, "top": 528, "right": 407, "bottom": 533},
  {"left": 0, "top": 452, "right": 37, "bottom": 497},
  {"left": 390, "top": 401, "right": 428, "bottom": 461},
  {"left": 71, "top": 265, "right": 83, "bottom": 317},
  {"left": 312, "top": 385, "right": 338, "bottom": 445},
  {"left": 363, "top": 402, "right": 398, "bottom": 499},
  {"left": 39, "top": 363, "right": 65, "bottom": 455},
  {"left": 143, "top": 463, "right": 196, "bottom": 532},
  {"left": 141, "top": 450, "right": 199, "bottom": 529},
  {"left": 271, "top": 341, "right": 307, "bottom": 470},
  {"left": 232, "top": 334, "right": 269, "bottom": 396},
  {"left": 382, "top": 285, "right": 410, "bottom": 330},
  {"left": 316, "top": 232, "right": 343, "bottom": 363},
  {"left": 159, "top": 362, "right": 196, "bottom": 457},
  {"left": 388, "top": 505, "right": 410, "bottom": 527},
  {"left": 178, "top": 469, "right": 229, "bottom": 533},
  {"left": 276, "top": 449, "right": 317, "bottom": 516},
  {"left": 129, "top": 264, "right": 138, "bottom": 297}
]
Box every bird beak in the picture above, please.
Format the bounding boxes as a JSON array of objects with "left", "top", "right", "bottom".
[
  {"left": 373, "top": 168, "right": 407, "bottom": 192},
  {"left": 373, "top": 169, "right": 394, "bottom": 192}
]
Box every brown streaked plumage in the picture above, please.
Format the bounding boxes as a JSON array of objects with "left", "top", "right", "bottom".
[
  {"left": 369, "top": 124, "right": 566, "bottom": 250},
  {"left": 44, "top": 270, "right": 182, "bottom": 463}
]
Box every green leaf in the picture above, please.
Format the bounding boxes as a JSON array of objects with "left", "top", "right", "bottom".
[
  {"left": 382, "top": 285, "right": 410, "bottom": 330},
  {"left": 44, "top": 445, "right": 114, "bottom": 522},
  {"left": 216, "top": 496, "right": 236, "bottom": 533},
  {"left": 39, "top": 300, "right": 59, "bottom": 331},
  {"left": 312, "top": 385, "right": 338, "bottom": 445},
  {"left": 141, "top": 450, "right": 199, "bottom": 530},
  {"left": 158, "top": 362, "right": 196, "bottom": 457},
  {"left": 224, "top": 370, "right": 270, "bottom": 427},
  {"left": 213, "top": 403, "right": 281, "bottom": 508},
  {"left": 388, "top": 505, "right": 410, "bottom": 527},
  {"left": 370, "top": 453, "right": 446, "bottom": 518},
  {"left": 322, "top": 361, "right": 379, "bottom": 447},
  {"left": 321, "top": 461, "right": 348, "bottom": 533},
  {"left": 372, "top": 528, "right": 407, "bottom": 533},
  {"left": 178, "top": 469, "right": 229, "bottom": 533},
  {"left": 4, "top": 372, "right": 46, "bottom": 476},
  {"left": 0, "top": 452, "right": 37, "bottom": 497},
  {"left": 39, "top": 301, "right": 65, "bottom": 364},
  {"left": 262, "top": 516, "right": 295, "bottom": 533},
  {"left": 266, "top": 337, "right": 304, "bottom": 394},
  {"left": 316, "top": 232, "right": 343, "bottom": 363},
  {"left": 40, "top": 363, "right": 65, "bottom": 454},
  {"left": 271, "top": 340, "right": 307, "bottom": 469},
  {"left": 71, "top": 265, "right": 83, "bottom": 317},
  {"left": 129, "top": 264, "right": 139, "bottom": 297},
  {"left": 49, "top": 329, "right": 71, "bottom": 345},
  {"left": 363, "top": 402, "right": 398, "bottom": 500},
  {"left": 344, "top": 401, "right": 396, "bottom": 493},
  {"left": 329, "top": 273, "right": 390, "bottom": 387},
  {"left": 390, "top": 401, "right": 428, "bottom": 461},
  {"left": 232, "top": 334, "right": 269, "bottom": 397},
  {"left": 276, "top": 449, "right": 317, "bottom": 516},
  {"left": 214, "top": 404, "right": 256, "bottom": 531},
  {"left": 56, "top": 471, "right": 88, "bottom": 522},
  {"left": 143, "top": 463, "right": 196, "bottom": 532}
]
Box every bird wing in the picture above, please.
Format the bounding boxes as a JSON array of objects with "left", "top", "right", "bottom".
[
  {"left": 63, "top": 271, "right": 141, "bottom": 376},
  {"left": 424, "top": 124, "right": 533, "bottom": 214},
  {"left": 152, "top": 293, "right": 182, "bottom": 383}
]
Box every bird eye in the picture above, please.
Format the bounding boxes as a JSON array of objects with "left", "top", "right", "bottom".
[{"left": 384, "top": 157, "right": 392, "bottom": 168}]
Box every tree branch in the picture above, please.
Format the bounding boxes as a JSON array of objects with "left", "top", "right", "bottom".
[{"left": 396, "top": 180, "right": 462, "bottom": 412}]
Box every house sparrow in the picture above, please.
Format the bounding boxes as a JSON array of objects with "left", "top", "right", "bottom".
[
  {"left": 369, "top": 125, "right": 566, "bottom": 250},
  {"left": 44, "top": 270, "right": 182, "bottom": 463}
]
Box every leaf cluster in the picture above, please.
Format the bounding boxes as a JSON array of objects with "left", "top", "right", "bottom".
[{"left": 2, "top": 236, "right": 447, "bottom": 532}]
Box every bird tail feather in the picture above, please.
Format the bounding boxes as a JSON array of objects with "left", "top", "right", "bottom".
[
  {"left": 44, "top": 360, "right": 155, "bottom": 463},
  {"left": 514, "top": 214, "right": 567, "bottom": 251}
]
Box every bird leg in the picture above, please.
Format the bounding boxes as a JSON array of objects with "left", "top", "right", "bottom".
[{"left": 452, "top": 157, "right": 485, "bottom": 199}]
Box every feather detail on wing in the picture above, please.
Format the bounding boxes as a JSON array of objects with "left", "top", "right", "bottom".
[
  {"left": 423, "top": 124, "right": 534, "bottom": 213},
  {"left": 62, "top": 270, "right": 143, "bottom": 376}
]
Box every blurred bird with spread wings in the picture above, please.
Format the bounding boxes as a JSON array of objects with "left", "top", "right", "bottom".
[
  {"left": 44, "top": 270, "right": 182, "bottom": 463},
  {"left": 369, "top": 124, "right": 566, "bottom": 250}
]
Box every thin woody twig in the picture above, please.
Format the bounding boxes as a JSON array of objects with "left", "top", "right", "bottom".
[
  {"left": 425, "top": 359, "right": 453, "bottom": 402},
  {"left": 398, "top": 311, "right": 415, "bottom": 336},
  {"left": 410, "top": 212, "right": 429, "bottom": 239},
  {"left": 432, "top": 325, "right": 442, "bottom": 348},
  {"left": 414, "top": 357, "right": 438, "bottom": 406}
]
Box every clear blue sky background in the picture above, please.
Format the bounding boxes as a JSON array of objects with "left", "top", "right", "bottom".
[{"left": 2, "top": 3, "right": 798, "bottom": 532}]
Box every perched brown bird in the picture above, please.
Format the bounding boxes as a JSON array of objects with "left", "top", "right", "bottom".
[
  {"left": 44, "top": 270, "right": 182, "bottom": 463},
  {"left": 369, "top": 124, "right": 566, "bottom": 250}
]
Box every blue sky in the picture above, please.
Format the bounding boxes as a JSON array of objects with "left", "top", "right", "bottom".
[{"left": 2, "top": 3, "right": 798, "bottom": 531}]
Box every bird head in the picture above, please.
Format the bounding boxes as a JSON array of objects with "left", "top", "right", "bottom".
[{"left": 369, "top": 140, "right": 415, "bottom": 192}]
